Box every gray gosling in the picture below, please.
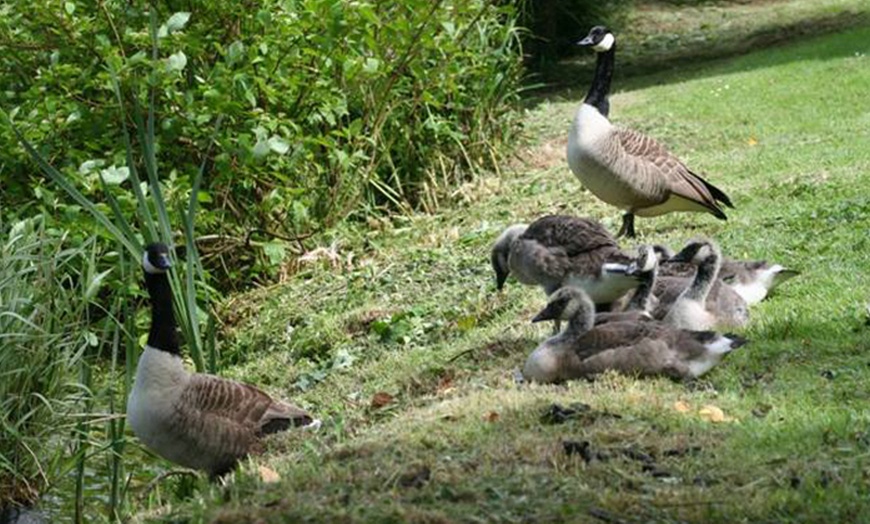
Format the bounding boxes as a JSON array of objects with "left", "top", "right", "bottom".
[
  {"left": 567, "top": 26, "right": 733, "bottom": 238},
  {"left": 594, "top": 243, "right": 659, "bottom": 325},
  {"left": 522, "top": 287, "right": 747, "bottom": 383},
  {"left": 491, "top": 215, "right": 653, "bottom": 305},
  {"left": 128, "top": 242, "right": 318, "bottom": 478},
  {"left": 654, "top": 244, "right": 800, "bottom": 305},
  {"left": 657, "top": 239, "right": 748, "bottom": 330}
]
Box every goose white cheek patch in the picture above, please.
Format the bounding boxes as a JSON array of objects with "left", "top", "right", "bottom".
[
  {"left": 593, "top": 33, "right": 615, "bottom": 52},
  {"left": 143, "top": 251, "right": 163, "bottom": 274},
  {"left": 303, "top": 419, "right": 323, "bottom": 431}
]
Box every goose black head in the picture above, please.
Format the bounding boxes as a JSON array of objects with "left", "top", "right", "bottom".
[
  {"left": 532, "top": 286, "right": 593, "bottom": 323},
  {"left": 577, "top": 26, "right": 615, "bottom": 52},
  {"left": 143, "top": 242, "right": 172, "bottom": 274}
]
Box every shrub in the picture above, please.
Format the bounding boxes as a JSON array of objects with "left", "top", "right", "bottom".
[{"left": 0, "top": 0, "right": 524, "bottom": 287}]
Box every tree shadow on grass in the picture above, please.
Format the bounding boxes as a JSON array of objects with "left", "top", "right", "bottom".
[{"left": 523, "top": 11, "right": 870, "bottom": 108}]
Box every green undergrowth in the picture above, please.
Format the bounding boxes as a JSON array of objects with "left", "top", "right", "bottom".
[{"left": 138, "top": 22, "right": 870, "bottom": 524}]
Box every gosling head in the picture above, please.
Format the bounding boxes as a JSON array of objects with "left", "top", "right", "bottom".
[
  {"left": 143, "top": 242, "right": 172, "bottom": 274},
  {"left": 532, "top": 286, "right": 595, "bottom": 325},
  {"left": 652, "top": 244, "right": 676, "bottom": 263},
  {"left": 669, "top": 239, "right": 720, "bottom": 266},
  {"left": 490, "top": 224, "right": 528, "bottom": 291},
  {"left": 577, "top": 25, "right": 615, "bottom": 53},
  {"left": 626, "top": 245, "right": 658, "bottom": 276}
]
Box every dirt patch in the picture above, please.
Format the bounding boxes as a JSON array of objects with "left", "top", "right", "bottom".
[{"left": 515, "top": 136, "right": 568, "bottom": 172}]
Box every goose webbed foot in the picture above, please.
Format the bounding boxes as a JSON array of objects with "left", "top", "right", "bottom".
[{"left": 616, "top": 213, "right": 636, "bottom": 238}]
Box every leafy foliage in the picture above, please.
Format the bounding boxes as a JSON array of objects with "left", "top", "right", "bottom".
[{"left": 0, "top": 0, "right": 524, "bottom": 287}]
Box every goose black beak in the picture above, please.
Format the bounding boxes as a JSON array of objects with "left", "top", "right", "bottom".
[
  {"left": 577, "top": 35, "right": 595, "bottom": 47},
  {"left": 155, "top": 253, "right": 172, "bottom": 270}
]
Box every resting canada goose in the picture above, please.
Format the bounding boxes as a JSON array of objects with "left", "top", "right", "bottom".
[
  {"left": 720, "top": 260, "right": 800, "bottom": 305},
  {"left": 127, "top": 242, "right": 316, "bottom": 477},
  {"left": 567, "top": 26, "right": 733, "bottom": 238},
  {"left": 490, "top": 215, "right": 653, "bottom": 306},
  {"left": 655, "top": 243, "right": 800, "bottom": 305},
  {"left": 522, "top": 286, "right": 747, "bottom": 383},
  {"left": 656, "top": 239, "right": 748, "bottom": 330}
]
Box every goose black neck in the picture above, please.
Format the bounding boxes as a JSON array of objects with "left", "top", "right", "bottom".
[
  {"left": 584, "top": 46, "right": 615, "bottom": 117},
  {"left": 684, "top": 255, "right": 719, "bottom": 302},
  {"left": 144, "top": 271, "right": 180, "bottom": 355}
]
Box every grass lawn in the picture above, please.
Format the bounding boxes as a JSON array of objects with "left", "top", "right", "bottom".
[{"left": 133, "top": 12, "right": 870, "bottom": 524}]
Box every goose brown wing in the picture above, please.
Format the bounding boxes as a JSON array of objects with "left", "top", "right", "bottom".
[
  {"left": 614, "top": 128, "right": 729, "bottom": 217},
  {"left": 521, "top": 215, "right": 617, "bottom": 257},
  {"left": 574, "top": 320, "right": 668, "bottom": 359},
  {"left": 174, "top": 375, "right": 310, "bottom": 465},
  {"left": 576, "top": 338, "right": 689, "bottom": 379}
]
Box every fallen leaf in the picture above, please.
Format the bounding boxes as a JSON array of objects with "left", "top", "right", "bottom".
[
  {"left": 747, "top": 136, "right": 758, "bottom": 146},
  {"left": 436, "top": 376, "right": 454, "bottom": 395},
  {"left": 673, "top": 400, "right": 691, "bottom": 413},
  {"left": 698, "top": 405, "right": 731, "bottom": 423},
  {"left": 484, "top": 411, "right": 499, "bottom": 423},
  {"left": 258, "top": 465, "right": 281, "bottom": 483},
  {"left": 370, "top": 391, "right": 394, "bottom": 409}
]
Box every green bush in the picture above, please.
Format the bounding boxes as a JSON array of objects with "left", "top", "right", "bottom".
[{"left": 1, "top": 0, "right": 523, "bottom": 287}]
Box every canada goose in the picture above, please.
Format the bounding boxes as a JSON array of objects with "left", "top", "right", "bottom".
[
  {"left": 127, "top": 242, "right": 316, "bottom": 477},
  {"left": 655, "top": 243, "right": 799, "bottom": 305},
  {"left": 720, "top": 261, "right": 800, "bottom": 305},
  {"left": 522, "top": 286, "right": 747, "bottom": 383},
  {"left": 657, "top": 239, "right": 748, "bottom": 330},
  {"left": 567, "top": 26, "right": 733, "bottom": 238},
  {"left": 491, "top": 215, "right": 653, "bottom": 305}
]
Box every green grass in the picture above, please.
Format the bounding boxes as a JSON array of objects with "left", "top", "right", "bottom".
[
  {"left": 544, "top": 0, "right": 870, "bottom": 87},
  {"left": 133, "top": 18, "right": 870, "bottom": 524}
]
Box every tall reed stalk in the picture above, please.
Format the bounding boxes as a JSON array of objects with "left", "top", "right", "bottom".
[{"left": 0, "top": 3, "right": 221, "bottom": 519}]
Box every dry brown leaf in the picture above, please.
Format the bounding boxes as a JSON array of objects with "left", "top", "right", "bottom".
[
  {"left": 484, "top": 411, "right": 500, "bottom": 423},
  {"left": 436, "top": 376, "right": 454, "bottom": 395},
  {"left": 258, "top": 465, "right": 281, "bottom": 483},
  {"left": 673, "top": 400, "right": 691, "bottom": 413},
  {"left": 698, "top": 405, "right": 731, "bottom": 423},
  {"left": 370, "top": 391, "right": 394, "bottom": 409}
]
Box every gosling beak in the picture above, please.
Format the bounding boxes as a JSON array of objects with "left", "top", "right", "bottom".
[{"left": 532, "top": 304, "right": 558, "bottom": 323}]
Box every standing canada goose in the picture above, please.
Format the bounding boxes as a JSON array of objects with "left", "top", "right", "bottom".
[
  {"left": 656, "top": 239, "right": 748, "bottom": 330},
  {"left": 567, "top": 26, "right": 733, "bottom": 238},
  {"left": 490, "top": 215, "right": 653, "bottom": 305},
  {"left": 127, "top": 242, "right": 316, "bottom": 477},
  {"left": 522, "top": 286, "right": 747, "bottom": 383}
]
